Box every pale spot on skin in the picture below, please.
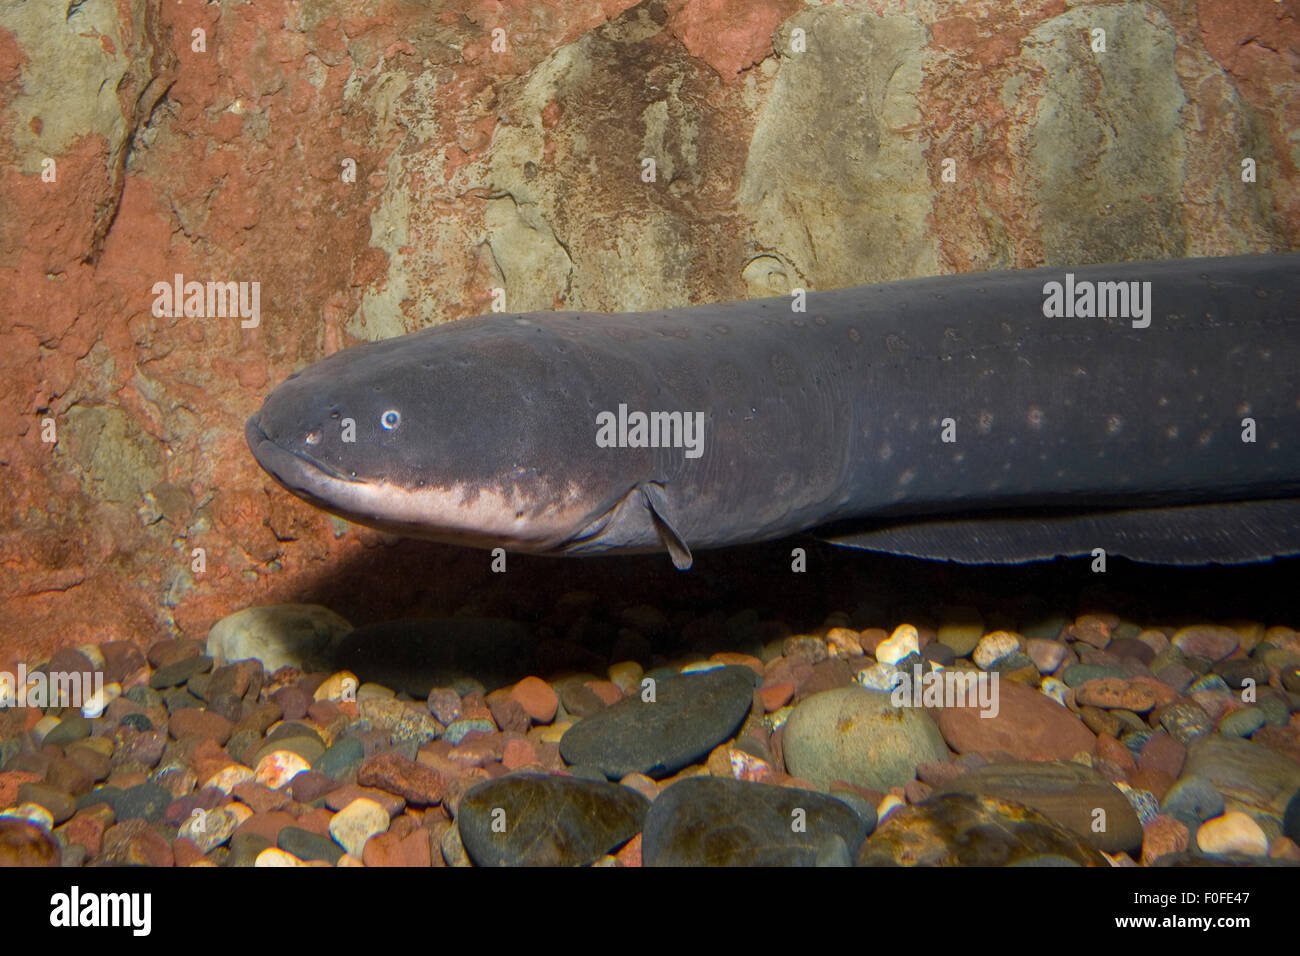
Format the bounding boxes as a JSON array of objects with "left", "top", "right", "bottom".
[
  {"left": 1198, "top": 431, "right": 1213, "bottom": 447},
  {"left": 1237, "top": 402, "right": 1253, "bottom": 418},
  {"left": 1106, "top": 415, "right": 1123, "bottom": 436},
  {"left": 977, "top": 410, "right": 994, "bottom": 435},
  {"left": 1027, "top": 407, "right": 1045, "bottom": 429},
  {"left": 897, "top": 468, "right": 916, "bottom": 486},
  {"left": 1166, "top": 426, "right": 1179, "bottom": 440},
  {"left": 878, "top": 443, "right": 893, "bottom": 462}
]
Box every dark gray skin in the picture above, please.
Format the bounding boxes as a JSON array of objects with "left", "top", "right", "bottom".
[{"left": 247, "top": 254, "right": 1300, "bottom": 569}]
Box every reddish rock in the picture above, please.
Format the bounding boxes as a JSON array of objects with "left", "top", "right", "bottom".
[
  {"left": 1171, "top": 625, "right": 1239, "bottom": 661},
  {"left": 933, "top": 679, "right": 1096, "bottom": 761},
  {"left": 57, "top": 807, "right": 112, "bottom": 858},
  {"left": 509, "top": 677, "right": 558, "bottom": 723},
  {"left": 585, "top": 680, "right": 623, "bottom": 707},
  {"left": 172, "top": 837, "right": 206, "bottom": 867},
  {"left": 1096, "top": 733, "right": 1137, "bottom": 772},
  {"left": 486, "top": 695, "right": 530, "bottom": 734},
  {"left": 758, "top": 681, "right": 794, "bottom": 712},
  {"left": 326, "top": 784, "right": 406, "bottom": 819},
  {"left": 234, "top": 810, "right": 299, "bottom": 844},
  {"left": 231, "top": 782, "right": 292, "bottom": 815},
  {"left": 669, "top": 0, "right": 802, "bottom": 80},
  {"left": 763, "top": 655, "right": 815, "bottom": 690},
  {"left": 614, "top": 831, "right": 642, "bottom": 867},
  {"left": 100, "top": 643, "right": 147, "bottom": 684},
  {"left": 1065, "top": 615, "right": 1113, "bottom": 649},
  {"left": 1075, "top": 678, "right": 1158, "bottom": 713},
  {"left": 169, "top": 708, "right": 233, "bottom": 744},
  {"left": 1141, "top": 814, "right": 1189, "bottom": 865},
  {"left": 362, "top": 827, "right": 432, "bottom": 867},
  {"left": 1129, "top": 767, "right": 1175, "bottom": 802},
  {"left": 294, "top": 806, "right": 335, "bottom": 837},
  {"left": 1139, "top": 733, "right": 1187, "bottom": 777},
  {"left": 501, "top": 737, "right": 540, "bottom": 771},
  {"left": 0, "top": 771, "right": 42, "bottom": 807},
  {"left": 358, "top": 753, "right": 445, "bottom": 806},
  {"left": 101, "top": 820, "right": 173, "bottom": 867}
]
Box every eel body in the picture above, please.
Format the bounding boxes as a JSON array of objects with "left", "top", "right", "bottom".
[{"left": 247, "top": 254, "right": 1300, "bottom": 568}]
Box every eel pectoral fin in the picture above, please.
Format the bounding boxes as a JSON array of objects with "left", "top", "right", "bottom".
[
  {"left": 821, "top": 498, "right": 1300, "bottom": 565},
  {"left": 640, "top": 482, "right": 693, "bottom": 570}
]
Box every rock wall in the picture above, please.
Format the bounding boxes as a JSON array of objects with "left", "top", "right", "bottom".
[{"left": 2, "top": 0, "right": 1297, "bottom": 661}]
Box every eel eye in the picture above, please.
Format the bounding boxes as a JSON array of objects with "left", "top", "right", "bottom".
[{"left": 381, "top": 409, "right": 401, "bottom": 431}]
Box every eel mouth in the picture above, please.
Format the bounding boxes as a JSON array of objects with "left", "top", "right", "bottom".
[{"left": 245, "top": 414, "right": 362, "bottom": 506}]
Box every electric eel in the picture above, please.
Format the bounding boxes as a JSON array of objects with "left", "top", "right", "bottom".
[{"left": 246, "top": 254, "right": 1300, "bottom": 570}]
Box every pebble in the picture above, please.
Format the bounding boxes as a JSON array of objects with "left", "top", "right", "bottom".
[
  {"left": 1197, "top": 811, "right": 1269, "bottom": 857},
  {"left": 40, "top": 715, "right": 92, "bottom": 749},
  {"left": 148, "top": 655, "right": 212, "bottom": 690},
  {"left": 1061, "top": 664, "right": 1128, "bottom": 687},
  {"left": 1182, "top": 734, "right": 1300, "bottom": 819},
  {"left": 254, "top": 751, "right": 312, "bottom": 789},
  {"left": 315, "top": 737, "right": 365, "bottom": 780},
  {"left": 1074, "top": 678, "right": 1157, "bottom": 713},
  {"left": 875, "top": 625, "right": 919, "bottom": 666},
  {"left": 206, "top": 604, "right": 352, "bottom": 672},
  {"left": 1218, "top": 707, "right": 1266, "bottom": 738},
  {"left": 1141, "top": 814, "right": 1190, "bottom": 865},
  {"left": 1171, "top": 625, "right": 1239, "bottom": 662},
  {"left": 509, "top": 676, "right": 558, "bottom": 723},
  {"left": 443, "top": 717, "right": 496, "bottom": 746},
  {"left": 1157, "top": 702, "right": 1215, "bottom": 746},
  {"left": 279, "top": 825, "right": 345, "bottom": 864},
  {"left": 856, "top": 794, "right": 1106, "bottom": 867},
  {"left": 1039, "top": 677, "right": 1069, "bottom": 707},
  {"left": 936, "top": 608, "right": 985, "bottom": 656},
  {"left": 855, "top": 661, "right": 902, "bottom": 691},
  {"left": 358, "top": 697, "right": 444, "bottom": 745},
  {"left": 458, "top": 772, "right": 648, "bottom": 867},
  {"left": 558, "top": 667, "right": 754, "bottom": 780},
  {"left": 255, "top": 847, "right": 305, "bottom": 867},
  {"left": 937, "top": 760, "right": 1142, "bottom": 854},
  {"left": 1026, "top": 639, "right": 1069, "bottom": 674},
  {"left": 643, "top": 776, "right": 871, "bottom": 866},
  {"left": 178, "top": 806, "right": 240, "bottom": 854},
  {"left": 1160, "top": 775, "right": 1225, "bottom": 826},
  {"left": 313, "top": 671, "right": 358, "bottom": 703},
  {"left": 933, "top": 678, "right": 1095, "bottom": 761},
  {"left": 16, "top": 783, "right": 76, "bottom": 825},
  {"left": 357, "top": 752, "right": 444, "bottom": 805},
  {"left": 329, "top": 797, "right": 389, "bottom": 858},
  {"left": 973, "top": 631, "right": 1021, "bottom": 671},
  {"left": 782, "top": 686, "right": 948, "bottom": 791},
  {"left": 102, "top": 783, "right": 171, "bottom": 823}
]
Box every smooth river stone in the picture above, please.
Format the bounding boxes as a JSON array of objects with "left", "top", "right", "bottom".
[
  {"left": 331, "top": 618, "right": 535, "bottom": 695},
  {"left": 1182, "top": 734, "right": 1300, "bottom": 821},
  {"left": 782, "top": 686, "right": 948, "bottom": 791},
  {"left": 933, "top": 679, "right": 1095, "bottom": 761},
  {"left": 936, "top": 760, "right": 1142, "bottom": 854},
  {"left": 458, "top": 772, "right": 648, "bottom": 867},
  {"left": 642, "top": 776, "right": 872, "bottom": 866},
  {"left": 856, "top": 793, "right": 1107, "bottom": 867},
  {"left": 206, "top": 604, "right": 352, "bottom": 672},
  {"left": 558, "top": 667, "right": 754, "bottom": 780}
]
